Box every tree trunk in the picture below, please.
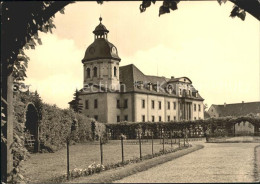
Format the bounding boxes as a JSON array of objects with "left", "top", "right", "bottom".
[{"left": 1, "top": 69, "right": 14, "bottom": 183}]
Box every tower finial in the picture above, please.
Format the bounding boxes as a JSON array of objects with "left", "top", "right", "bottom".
[{"left": 99, "top": 16, "right": 102, "bottom": 23}]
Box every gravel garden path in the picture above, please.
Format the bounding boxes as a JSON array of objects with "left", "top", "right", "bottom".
[{"left": 115, "top": 142, "right": 260, "bottom": 183}]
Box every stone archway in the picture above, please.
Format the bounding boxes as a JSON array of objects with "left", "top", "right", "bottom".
[{"left": 24, "top": 103, "right": 40, "bottom": 153}]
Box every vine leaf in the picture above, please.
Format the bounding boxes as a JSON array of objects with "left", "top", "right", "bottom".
[
  {"left": 217, "top": 0, "right": 227, "bottom": 5},
  {"left": 159, "top": 1, "right": 179, "bottom": 17},
  {"left": 159, "top": 5, "right": 170, "bottom": 16},
  {"left": 230, "top": 6, "right": 240, "bottom": 18},
  {"left": 59, "top": 8, "right": 65, "bottom": 14},
  {"left": 169, "top": 1, "right": 178, "bottom": 11},
  {"left": 230, "top": 5, "right": 246, "bottom": 21},
  {"left": 237, "top": 10, "right": 246, "bottom": 20}
]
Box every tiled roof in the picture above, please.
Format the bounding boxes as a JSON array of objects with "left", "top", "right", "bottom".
[
  {"left": 119, "top": 64, "right": 204, "bottom": 100},
  {"left": 211, "top": 102, "right": 260, "bottom": 117}
]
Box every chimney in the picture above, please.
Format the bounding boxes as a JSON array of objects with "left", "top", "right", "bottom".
[
  {"left": 171, "top": 76, "right": 175, "bottom": 79},
  {"left": 242, "top": 101, "right": 244, "bottom": 104},
  {"left": 224, "top": 102, "right": 226, "bottom": 107}
]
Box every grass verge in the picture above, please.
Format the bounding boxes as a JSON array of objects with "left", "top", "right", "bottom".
[
  {"left": 208, "top": 136, "right": 260, "bottom": 143},
  {"left": 68, "top": 144, "right": 204, "bottom": 183}
]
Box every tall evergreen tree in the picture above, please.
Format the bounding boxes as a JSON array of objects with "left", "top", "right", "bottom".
[
  {"left": 32, "top": 90, "right": 43, "bottom": 121},
  {"left": 69, "top": 89, "right": 83, "bottom": 113}
]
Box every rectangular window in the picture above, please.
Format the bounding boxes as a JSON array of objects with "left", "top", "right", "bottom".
[
  {"left": 179, "top": 89, "right": 182, "bottom": 95},
  {"left": 167, "top": 116, "right": 170, "bottom": 121},
  {"left": 198, "top": 104, "right": 201, "bottom": 112},
  {"left": 117, "top": 99, "right": 120, "bottom": 108},
  {"left": 124, "top": 115, "right": 128, "bottom": 121},
  {"left": 117, "top": 115, "right": 120, "bottom": 122},
  {"left": 124, "top": 99, "right": 128, "bottom": 108},
  {"left": 158, "top": 101, "right": 161, "bottom": 110},
  {"left": 152, "top": 116, "right": 155, "bottom": 122},
  {"left": 194, "top": 104, "right": 196, "bottom": 111},
  {"left": 142, "top": 99, "right": 145, "bottom": 108},
  {"left": 167, "top": 101, "right": 170, "bottom": 109},
  {"left": 173, "top": 102, "right": 176, "bottom": 110},
  {"left": 159, "top": 116, "right": 162, "bottom": 122},
  {"left": 174, "top": 116, "right": 176, "bottom": 121},
  {"left": 94, "top": 99, "right": 98, "bottom": 109},
  {"left": 142, "top": 115, "right": 145, "bottom": 122},
  {"left": 194, "top": 117, "right": 196, "bottom": 120},
  {"left": 151, "top": 100, "right": 155, "bottom": 109},
  {"left": 94, "top": 115, "right": 98, "bottom": 121},
  {"left": 85, "top": 100, "right": 89, "bottom": 109}
]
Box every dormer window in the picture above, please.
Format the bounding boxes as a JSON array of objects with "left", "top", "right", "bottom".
[
  {"left": 154, "top": 85, "right": 158, "bottom": 92},
  {"left": 93, "top": 67, "right": 97, "bottom": 77}
]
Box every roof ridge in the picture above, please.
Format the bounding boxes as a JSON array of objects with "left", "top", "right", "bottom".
[{"left": 213, "top": 101, "right": 260, "bottom": 106}]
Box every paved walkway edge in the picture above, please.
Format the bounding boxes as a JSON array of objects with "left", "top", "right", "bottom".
[
  {"left": 254, "top": 145, "right": 260, "bottom": 182},
  {"left": 69, "top": 144, "right": 204, "bottom": 183}
]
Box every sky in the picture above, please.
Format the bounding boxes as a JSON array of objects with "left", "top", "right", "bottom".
[{"left": 24, "top": 1, "right": 260, "bottom": 109}]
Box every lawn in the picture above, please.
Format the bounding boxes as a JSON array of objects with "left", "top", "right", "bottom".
[
  {"left": 208, "top": 136, "right": 260, "bottom": 143},
  {"left": 21, "top": 138, "right": 187, "bottom": 183}
]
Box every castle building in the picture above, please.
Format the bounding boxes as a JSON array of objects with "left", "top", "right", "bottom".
[{"left": 77, "top": 18, "right": 204, "bottom": 123}]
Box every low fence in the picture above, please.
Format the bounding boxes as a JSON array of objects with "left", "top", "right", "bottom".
[{"left": 64, "top": 133, "right": 193, "bottom": 181}]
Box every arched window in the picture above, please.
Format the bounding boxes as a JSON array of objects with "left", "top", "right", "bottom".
[
  {"left": 114, "top": 66, "right": 117, "bottom": 77},
  {"left": 86, "top": 68, "right": 91, "bottom": 78},
  {"left": 93, "top": 67, "right": 97, "bottom": 77}
]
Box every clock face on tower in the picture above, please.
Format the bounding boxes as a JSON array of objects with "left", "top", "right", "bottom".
[{"left": 111, "top": 46, "right": 117, "bottom": 55}]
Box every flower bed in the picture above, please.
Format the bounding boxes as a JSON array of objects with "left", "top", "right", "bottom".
[{"left": 50, "top": 144, "right": 192, "bottom": 183}]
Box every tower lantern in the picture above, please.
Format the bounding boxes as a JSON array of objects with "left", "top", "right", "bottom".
[{"left": 93, "top": 17, "right": 109, "bottom": 39}]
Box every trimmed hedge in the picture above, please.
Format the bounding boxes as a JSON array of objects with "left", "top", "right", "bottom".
[
  {"left": 14, "top": 92, "right": 105, "bottom": 152},
  {"left": 106, "top": 116, "right": 260, "bottom": 139}
]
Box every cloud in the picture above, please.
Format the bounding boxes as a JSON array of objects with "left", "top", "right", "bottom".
[
  {"left": 25, "top": 33, "right": 84, "bottom": 108},
  {"left": 121, "top": 40, "right": 259, "bottom": 107},
  {"left": 24, "top": 31, "right": 259, "bottom": 109},
  {"left": 23, "top": 1, "right": 259, "bottom": 109}
]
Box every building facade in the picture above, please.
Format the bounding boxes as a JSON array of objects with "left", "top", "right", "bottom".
[
  {"left": 208, "top": 101, "right": 260, "bottom": 118},
  {"left": 77, "top": 18, "right": 204, "bottom": 123}
]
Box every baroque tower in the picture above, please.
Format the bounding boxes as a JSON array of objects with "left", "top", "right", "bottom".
[{"left": 82, "top": 17, "right": 121, "bottom": 90}]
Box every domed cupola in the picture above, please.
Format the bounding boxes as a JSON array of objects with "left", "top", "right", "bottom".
[{"left": 82, "top": 17, "right": 121, "bottom": 63}]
